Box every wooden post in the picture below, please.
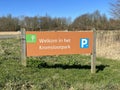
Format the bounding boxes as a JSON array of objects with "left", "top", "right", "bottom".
[
  {"left": 21, "top": 28, "right": 26, "bottom": 66},
  {"left": 91, "top": 28, "right": 96, "bottom": 73}
]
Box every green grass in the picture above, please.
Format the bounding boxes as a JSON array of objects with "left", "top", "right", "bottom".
[{"left": 0, "top": 39, "right": 120, "bottom": 90}]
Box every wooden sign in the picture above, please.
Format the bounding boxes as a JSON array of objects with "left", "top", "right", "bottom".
[{"left": 26, "top": 31, "right": 93, "bottom": 56}]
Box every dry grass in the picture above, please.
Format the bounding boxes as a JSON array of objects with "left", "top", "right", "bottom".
[
  {"left": 96, "top": 30, "right": 120, "bottom": 60},
  {"left": 97, "top": 42, "right": 120, "bottom": 60}
]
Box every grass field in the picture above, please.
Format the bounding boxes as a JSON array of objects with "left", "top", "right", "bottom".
[{"left": 0, "top": 39, "right": 120, "bottom": 90}]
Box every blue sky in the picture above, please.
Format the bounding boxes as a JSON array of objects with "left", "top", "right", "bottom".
[{"left": 0, "top": 0, "right": 115, "bottom": 20}]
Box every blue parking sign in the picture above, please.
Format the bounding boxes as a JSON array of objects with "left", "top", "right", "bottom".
[{"left": 80, "top": 38, "right": 89, "bottom": 48}]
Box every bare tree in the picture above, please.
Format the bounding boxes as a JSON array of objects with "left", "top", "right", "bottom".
[
  {"left": 110, "top": 0, "right": 120, "bottom": 19},
  {"left": 0, "top": 14, "right": 20, "bottom": 31}
]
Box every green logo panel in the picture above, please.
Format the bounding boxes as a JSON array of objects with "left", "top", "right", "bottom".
[{"left": 26, "top": 34, "right": 37, "bottom": 43}]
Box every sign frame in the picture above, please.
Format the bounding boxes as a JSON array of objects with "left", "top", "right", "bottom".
[{"left": 21, "top": 29, "right": 96, "bottom": 73}]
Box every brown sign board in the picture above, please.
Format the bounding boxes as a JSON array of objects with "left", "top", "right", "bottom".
[{"left": 26, "top": 31, "right": 93, "bottom": 56}]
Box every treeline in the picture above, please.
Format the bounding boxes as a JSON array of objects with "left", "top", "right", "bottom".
[
  {"left": 72, "top": 10, "right": 120, "bottom": 30},
  {"left": 0, "top": 10, "right": 120, "bottom": 31}
]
